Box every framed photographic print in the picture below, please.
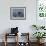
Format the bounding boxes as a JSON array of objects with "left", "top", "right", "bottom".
[{"left": 10, "top": 7, "right": 26, "bottom": 20}]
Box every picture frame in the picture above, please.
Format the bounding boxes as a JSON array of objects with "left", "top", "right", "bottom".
[{"left": 10, "top": 7, "right": 26, "bottom": 20}]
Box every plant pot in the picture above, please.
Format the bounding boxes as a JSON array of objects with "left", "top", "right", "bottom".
[
  {"left": 37, "top": 39, "right": 45, "bottom": 44},
  {"left": 40, "top": 38, "right": 45, "bottom": 43}
]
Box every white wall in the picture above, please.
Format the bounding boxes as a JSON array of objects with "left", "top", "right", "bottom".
[{"left": 0, "top": 0, "right": 36, "bottom": 42}]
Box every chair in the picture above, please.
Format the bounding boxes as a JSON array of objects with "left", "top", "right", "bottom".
[
  {"left": 4, "top": 33, "right": 18, "bottom": 46},
  {"left": 18, "top": 33, "right": 30, "bottom": 46}
]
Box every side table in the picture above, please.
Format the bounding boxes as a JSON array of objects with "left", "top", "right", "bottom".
[{"left": 4, "top": 33, "right": 18, "bottom": 46}]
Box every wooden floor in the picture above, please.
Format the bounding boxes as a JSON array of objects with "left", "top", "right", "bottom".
[{"left": 0, "top": 42, "right": 46, "bottom": 46}]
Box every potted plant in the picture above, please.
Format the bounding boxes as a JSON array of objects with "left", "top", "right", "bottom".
[
  {"left": 33, "top": 32, "right": 46, "bottom": 43},
  {"left": 32, "top": 25, "right": 46, "bottom": 43}
]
